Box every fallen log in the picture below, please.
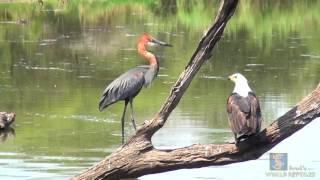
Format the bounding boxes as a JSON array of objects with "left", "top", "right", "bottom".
[{"left": 0, "top": 112, "right": 16, "bottom": 129}]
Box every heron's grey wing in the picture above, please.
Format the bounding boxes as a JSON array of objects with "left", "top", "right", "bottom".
[
  {"left": 248, "top": 92, "right": 262, "bottom": 133},
  {"left": 99, "top": 68, "right": 146, "bottom": 111},
  {"left": 227, "top": 94, "right": 250, "bottom": 134}
]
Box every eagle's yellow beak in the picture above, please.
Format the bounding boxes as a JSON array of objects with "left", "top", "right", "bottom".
[{"left": 228, "top": 75, "right": 236, "bottom": 82}]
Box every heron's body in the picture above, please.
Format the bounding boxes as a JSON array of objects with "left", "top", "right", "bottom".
[
  {"left": 99, "top": 65, "right": 158, "bottom": 111},
  {"left": 227, "top": 73, "right": 262, "bottom": 143},
  {"left": 99, "top": 33, "right": 171, "bottom": 143}
]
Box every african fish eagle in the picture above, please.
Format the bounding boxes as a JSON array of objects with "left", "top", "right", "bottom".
[{"left": 227, "top": 73, "right": 262, "bottom": 144}]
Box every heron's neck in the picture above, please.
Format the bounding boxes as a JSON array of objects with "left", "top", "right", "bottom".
[
  {"left": 138, "top": 42, "right": 157, "bottom": 66},
  {"left": 143, "top": 63, "right": 159, "bottom": 87},
  {"left": 233, "top": 82, "right": 252, "bottom": 97}
]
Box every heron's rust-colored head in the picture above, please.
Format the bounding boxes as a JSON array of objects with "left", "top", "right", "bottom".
[
  {"left": 138, "top": 33, "right": 172, "bottom": 47},
  {"left": 137, "top": 33, "right": 171, "bottom": 65},
  {"left": 138, "top": 33, "right": 153, "bottom": 45}
]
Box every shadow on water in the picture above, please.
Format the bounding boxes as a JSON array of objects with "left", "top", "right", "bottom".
[{"left": 0, "top": 128, "right": 15, "bottom": 143}]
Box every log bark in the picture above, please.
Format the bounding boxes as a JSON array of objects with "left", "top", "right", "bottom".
[
  {"left": 0, "top": 112, "right": 16, "bottom": 129},
  {"left": 73, "top": 0, "right": 320, "bottom": 179}
]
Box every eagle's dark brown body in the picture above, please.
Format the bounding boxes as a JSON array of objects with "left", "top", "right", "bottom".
[{"left": 227, "top": 73, "right": 262, "bottom": 143}]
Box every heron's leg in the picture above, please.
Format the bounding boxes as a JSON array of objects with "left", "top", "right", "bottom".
[
  {"left": 121, "top": 101, "right": 129, "bottom": 144},
  {"left": 129, "top": 99, "right": 137, "bottom": 131}
]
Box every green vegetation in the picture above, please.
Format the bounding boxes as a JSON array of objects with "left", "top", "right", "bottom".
[{"left": 1, "top": 0, "right": 319, "bottom": 39}]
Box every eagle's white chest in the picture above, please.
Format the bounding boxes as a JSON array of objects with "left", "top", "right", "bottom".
[{"left": 233, "top": 81, "right": 252, "bottom": 97}]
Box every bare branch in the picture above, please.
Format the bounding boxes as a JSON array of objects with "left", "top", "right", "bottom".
[{"left": 133, "top": 0, "right": 239, "bottom": 143}]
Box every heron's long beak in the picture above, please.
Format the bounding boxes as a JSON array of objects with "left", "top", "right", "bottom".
[{"left": 151, "top": 38, "right": 172, "bottom": 47}]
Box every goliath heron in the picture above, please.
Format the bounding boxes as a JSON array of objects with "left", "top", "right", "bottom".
[{"left": 99, "top": 33, "right": 171, "bottom": 143}]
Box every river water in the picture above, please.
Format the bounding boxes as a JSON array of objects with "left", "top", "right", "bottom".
[{"left": 0, "top": 1, "right": 319, "bottom": 179}]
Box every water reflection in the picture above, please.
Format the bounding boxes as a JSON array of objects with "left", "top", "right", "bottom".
[
  {"left": 0, "top": 128, "right": 15, "bottom": 143},
  {"left": 0, "top": 0, "right": 319, "bottom": 179}
]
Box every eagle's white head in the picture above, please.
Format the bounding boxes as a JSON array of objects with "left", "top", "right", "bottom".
[{"left": 228, "top": 73, "right": 252, "bottom": 97}]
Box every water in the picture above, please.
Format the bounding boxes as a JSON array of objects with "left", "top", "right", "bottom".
[{"left": 0, "top": 1, "right": 319, "bottom": 179}]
